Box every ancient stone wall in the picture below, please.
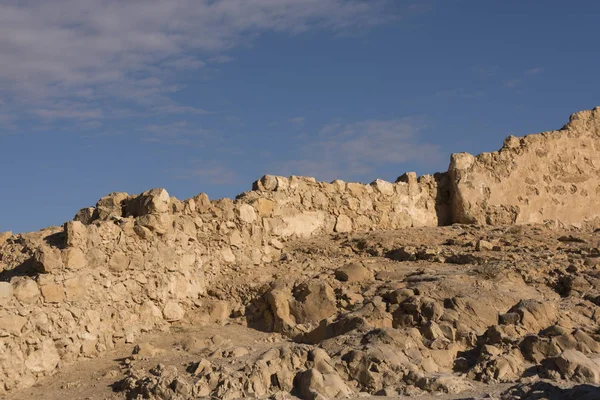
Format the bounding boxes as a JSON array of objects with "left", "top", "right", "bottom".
[
  {"left": 449, "top": 107, "right": 600, "bottom": 226},
  {"left": 0, "top": 173, "right": 448, "bottom": 392},
  {"left": 1, "top": 106, "right": 600, "bottom": 393}
]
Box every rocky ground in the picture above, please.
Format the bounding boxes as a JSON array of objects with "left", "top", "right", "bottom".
[{"left": 4, "top": 223, "right": 600, "bottom": 399}]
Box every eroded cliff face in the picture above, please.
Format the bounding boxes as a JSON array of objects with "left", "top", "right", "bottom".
[{"left": 449, "top": 106, "right": 600, "bottom": 227}]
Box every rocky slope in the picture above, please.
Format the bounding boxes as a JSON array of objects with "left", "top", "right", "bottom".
[{"left": 5, "top": 225, "right": 600, "bottom": 399}]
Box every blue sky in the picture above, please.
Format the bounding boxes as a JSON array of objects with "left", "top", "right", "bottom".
[{"left": 1, "top": 0, "right": 599, "bottom": 233}]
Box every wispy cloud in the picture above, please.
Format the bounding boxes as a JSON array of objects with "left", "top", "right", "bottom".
[
  {"left": 34, "top": 107, "right": 103, "bottom": 120},
  {"left": 0, "top": 0, "right": 397, "bottom": 126},
  {"left": 504, "top": 67, "right": 544, "bottom": 88},
  {"left": 289, "top": 116, "right": 306, "bottom": 126},
  {"left": 142, "top": 121, "right": 211, "bottom": 145},
  {"left": 280, "top": 118, "right": 440, "bottom": 181},
  {"left": 525, "top": 67, "right": 543, "bottom": 75},
  {"left": 190, "top": 165, "right": 238, "bottom": 185}
]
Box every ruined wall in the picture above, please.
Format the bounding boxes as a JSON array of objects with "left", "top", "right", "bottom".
[
  {"left": 2, "top": 106, "right": 600, "bottom": 393},
  {"left": 0, "top": 173, "right": 447, "bottom": 393},
  {"left": 449, "top": 107, "right": 600, "bottom": 227}
]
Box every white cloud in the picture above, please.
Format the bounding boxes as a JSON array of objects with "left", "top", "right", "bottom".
[
  {"left": 289, "top": 116, "right": 306, "bottom": 126},
  {"left": 142, "top": 120, "right": 211, "bottom": 144},
  {"left": 525, "top": 67, "right": 543, "bottom": 75},
  {"left": 34, "top": 106, "right": 103, "bottom": 119},
  {"left": 280, "top": 118, "right": 440, "bottom": 181},
  {"left": 191, "top": 165, "right": 238, "bottom": 185},
  {"left": 0, "top": 0, "right": 396, "bottom": 122}
]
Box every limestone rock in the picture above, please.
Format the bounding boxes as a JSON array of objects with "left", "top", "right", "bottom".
[
  {"left": 64, "top": 220, "right": 87, "bottom": 248},
  {"left": 0, "top": 282, "right": 13, "bottom": 305},
  {"left": 334, "top": 215, "right": 352, "bottom": 233},
  {"left": 551, "top": 350, "right": 600, "bottom": 384},
  {"left": 12, "top": 278, "right": 40, "bottom": 304},
  {"left": 24, "top": 339, "right": 60, "bottom": 373},
  {"left": 63, "top": 247, "right": 86, "bottom": 270},
  {"left": 0, "top": 314, "right": 27, "bottom": 336},
  {"left": 163, "top": 301, "right": 185, "bottom": 322},
  {"left": 109, "top": 251, "right": 130, "bottom": 272},
  {"left": 73, "top": 207, "right": 95, "bottom": 225},
  {"left": 133, "top": 342, "right": 164, "bottom": 358},
  {"left": 32, "top": 246, "right": 64, "bottom": 273},
  {"left": 94, "top": 192, "right": 129, "bottom": 220},
  {"left": 0, "top": 231, "right": 11, "bottom": 245},
  {"left": 335, "top": 263, "right": 372, "bottom": 282},
  {"left": 238, "top": 204, "right": 257, "bottom": 223},
  {"left": 126, "top": 188, "right": 170, "bottom": 216},
  {"left": 40, "top": 283, "right": 65, "bottom": 303}
]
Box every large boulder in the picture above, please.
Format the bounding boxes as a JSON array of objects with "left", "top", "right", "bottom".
[
  {"left": 550, "top": 350, "right": 600, "bottom": 384},
  {"left": 125, "top": 188, "right": 170, "bottom": 217}
]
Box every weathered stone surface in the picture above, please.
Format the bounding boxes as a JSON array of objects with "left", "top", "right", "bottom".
[
  {"left": 449, "top": 107, "right": 600, "bottom": 226},
  {"left": 64, "top": 221, "right": 87, "bottom": 248},
  {"left": 163, "top": 301, "right": 185, "bottom": 322},
  {"left": 0, "top": 314, "right": 27, "bottom": 336},
  {"left": 238, "top": 204, "right": 257, "bottom": 223},
  {"left": 63, "top": 247, "right": 86, "bottom": 270},
  {"left": 0, "top": 282, "right": 13, "bottom": 305},
  {"left": 73, "top": 207, "right": 95, "bottom": 225},
  {"left": 12, "top": 278, "right": 40, "bottom": 304},
  {"left": 24, "top": 340, "right": 60, "bottom": 373},
  {"left": 335, "top": 263, "right": 372, "bottom": 282},
  {"left": 32, "top": 246, "right": 63, "bottom": 273},
  {"left": 109, "top": 251, "right": 130, "bottom": 272},
  {"left": 334, "top": 214, "right": 353, "bottom": 233},
  {"left": 0, "top": 231, "right": 11, "bottom": 245},
  {"left": 551, "top": 350, "right": 600, "bottom": 384},
  {"left": 94, "top": 192, "right": 129, "bottom": 220},
  {"left": 40, "top": 283, "right": 65, "bottom": 303},
  {"left": 125, "top": 188, "right": 170, "bottom": 217}
]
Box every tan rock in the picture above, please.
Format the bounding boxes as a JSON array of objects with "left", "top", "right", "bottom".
[
  {"left": 73, "top": 207, "right": 95, "bottom": 224},
  {"left": 280, "top": 212, "right": 325, "bottom": 238},
  {"left": 133, "top": 342, "right": 164, "bottom": 358},
  {"left": 12, "top": 278, "right": 40, "bottom": 304},
  {"left": 0, "top": 282, "right": 13, "bottom": 305},
  {"left": 63, "top": 247, "right": 86, "bottom": 270},
  {"left": 335, "top": 263, "right": 372, "bottom": 282},
  {"left": 372, "top": 179, "right": 395, "bottom": 196},
  {"left": 137, "top": 213, "right": 173, "bottom": 234},
  {"left": 254, "top": 198, "right": 275, "bottom": 217},
  {"left": 64, "top": 220, "right": 87, "bottom": 248},
  {"left": 32, "top": 246, "right": 64, "bottom": 273},
  {"left": 334, "top": 215, "right": 353, "bottom": 233},
  {"left": 109, "top": 251, "right": 130, "bottom": 272},
  {"left": 40, "top": 283, "right": 65, "bottom": 303},
  {"left": 127, "top": 188, "right": 170, "bottom": 216},
  {"left": 163, "top": 301, "right": 185, "bottom": 321},
  {"left": 553, "top": 350, "right": 600, "bottom": 384},
  {"left": 24, "top": 339, "right": 60, "bottom": 373},
  {"left": 63, "top": 275, "right": 91, "bottom": 301},
  {"left": 94, "top": 192, "right": 129, "bottom": 220},
  {"left": 238, "top": 204, "right": 257, "bottom": 223},
  {"left": 0, "top": 231, "right": 11, "bottom": 245},
  {"left": 221, "top": 247, "right": 236, "bottom": 263},
  {"left": 0, "top": 314, "right": 27, "bottom": 336}
]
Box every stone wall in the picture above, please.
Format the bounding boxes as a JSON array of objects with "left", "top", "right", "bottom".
[
  {"left": 1, "top": 106, "right": 600, "bottom": 392},
  {"left": 0, "top": 173, "right": 449, "bottom": 393},
  {"left": 449, "top": 106, "right": 600, "bottom": 226}
]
